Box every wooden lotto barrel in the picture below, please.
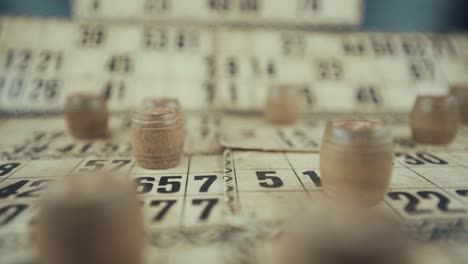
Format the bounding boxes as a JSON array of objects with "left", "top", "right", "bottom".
[
  {"left": 265, "top": 85, "right": 304, "bottom": 125},
  {"left": 142, "top": 98, "right": 184, "bottom": 128},
  {"left": 450, "top": 85, "right": 468, "bottom": 124},
  {"left": 132, "top": 106, "right": 184, "bottom": 169},
  {"left": 142, "top": 98, "right": 181, "bottom": 112},
  {"left": 64, "top": 92, "right": 108, "bottom": 139},
  {"left": 320, "top": 120, "right": 393, "bottom": 207},
  {"left": 36, "top": 174, "right": 144, "bottom": 264},
  {"left": 411, "top": 95, "right": 459, "bottom": 145}
]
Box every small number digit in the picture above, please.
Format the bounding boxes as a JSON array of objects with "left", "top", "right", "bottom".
[
  {"left": 103, "top": 81, "right": 126, "bottom": 101},
  {"left": 226, "top": 58, "right": 238, "bottom": 77},
  {"left": 409, "top": 58, "right": 434, "bottom": 81},
  {"left": 157, "top": 176, "right": 182, "bottom": 194},
  {"left": 356, "top": 85, "right": 383, "bottom": 106},
  {"left": 17, "top": 180, "right": 50, "bottom": 198},
  {"left": 417, "top": 191, "right": 466, "bottom": 213},
  {"left": 150, "top": 199, "right": 177, "bottom": 222},
  {"left": 394, "top": 152, "right": 425, "bottom": 165},
  {"left": 317, "top": 59, "right": 343, "bottom": 81},
  {"left": 415, "top": 153, "right": 448, "bottom": 165},
  {"left": 9, "top": 78, "right": 24, "bottom": 99},
  {"left": 194, "top": 175, "right": 217, "bottom": 193},
  {"left": 401, "top": 37, "right": 427, "bottom": 56},
  {"left": 107, "top": 55, "right": 134, "bottom": 74},
  {"left": 0, "top": 204, "right": 28, "bottom": 226},
  {"left": 388, "top": 191, "right": 431, "bottom": 215},
  {"left": 18, "top": 50, "right": 32, "bottom": 71},
  {"left": 370, "top": 36, "right": 395, "bottom": 56},
  {"left": 79, "top": 160, "right": 107, "bottom": 172},
  {"left": 281, "top": 33, "right": 305, "bottom": 57},
  {"left": 302, "top": 170, "right": 322, "bottom": 187},
  {"left": 0, "top": 163, "right": 21, "bottom": 177},
  {"left": 342, "top": 38, "right": 367, "bottom": 56},
  {"left": 37, "top": 51, "right": 51, "bottom": 71},
  {"left": 80, "top": 25, "right": 106, "bottom": 47},
  {"left": 111, "top": 160, "right": 132, "bottom": 171},
  {"left": 0, "top": 181, "right": 29, "bottom": 199},
  {"left": 143, "top": 27, "right": 167, "bottom": 50},
  {"left": 4, "top": 49, "right": 14, "bottom": 68},
  {"left": 192, "top": 198, "right": 218, "bottom": 220},
  {"left": 256, "top": 171, "right": 284, "bottom": 188},
  {"left": 134, "top": 177, "right": 154, "bottom": 194},
  {"left": 44, "top": 79, "right": 60, "bottom": 101}
]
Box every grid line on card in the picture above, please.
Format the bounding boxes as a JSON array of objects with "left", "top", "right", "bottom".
[
  {"left": 388, "top": 187, "right": 456, "bottom": 191},
  {"left": 180, "top": 155, "right": 192, "bottom": 226},
  {"left": 396, "top": 162, "right": 468, "bottom": 209},
  {"left": 67, "top": 158, "right": 88, "bottom": 176},
  {"left": 440, "top": 152, "right": 468, "bottom": 170},
  {"left": 126, "top": 160, "right": 137, "bottom": 177},
  {"left": 395, "top": 164, "right": 462, "bottom": 168},
  {"left": 403, "top": 166, "right": 448, "bottom": 190},
  {"left": 237, "top": 190, "right": 313, "bottom": 194},
  {"left": 283, "top": 152, "right": 309, "bottom": 195},
  {"left": 231, "top": 151, "right": 242, "bottom": 213},
  {"left": 382, "top": 199, "right": 406, "bottom": 221}
]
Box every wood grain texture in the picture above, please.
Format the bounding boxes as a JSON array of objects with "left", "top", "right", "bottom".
[
  {"left": 132, "top": 106, "right": 184, "bottom": 169},
  {"left": 411, "top": 95, "right": 459, "bottom": 144},
  {"left": 64, "top": 92, "right": 109, "bottom": 139},
  {"left": 320, "top": 120, "right": 393, "bottom": 207}
]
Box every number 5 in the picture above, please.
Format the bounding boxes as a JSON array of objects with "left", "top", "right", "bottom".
[
  {"left": 157, "top": 176, "right": 182, "bottom": 194},
  {"left": 256, "top": 171, "right": 283, "bottom": 188},
  {"left": 79, "top": 159, "right": 107, "bottom": 172}
]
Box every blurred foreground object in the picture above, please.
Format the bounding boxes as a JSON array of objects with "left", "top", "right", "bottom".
[
  {"left": 411, "top": 95, "right": 459, "bottom": 145},
  {"left": 265, "top": 85, "right": 304, "bottom": 125},
  {"left": 280, "top": 206, "right": 410, "bottom": 264},
  {"left": 320, "top": 120, "right": 393, "bottom": 207},
  {"left": 65, "top": 92, "right": 109, "bottom": 139},
  {"left": 36, "top": 174, "right": 144, "bottom": 264}
]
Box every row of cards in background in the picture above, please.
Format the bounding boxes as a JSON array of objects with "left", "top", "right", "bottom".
[
  {"left": 0, "top": 116, "right": 467, "bottom": 161},
  {"left": 0, "top": 77, "right": 459, "bottom": 112},
  {"left": 1, "top": 47, "right": 466, "bottom": 80},
  {"left": 0, "top": 21, "right": 467, "bottom": 82},
  {"left": 72, "top": 0, "right": 361, "bottom": 26},
  {"left": 0, "top": 42, "right": 466, "bottom": 85},
  {"left": 1, "top": 17, "right": 466, "bottom": 58},
  {"left": 0, "top": 17, "right": 467, "bottom": 112},
  {"left": 0, "top": 150, "right": 467, "bottom": 180},
  {"left": 0, "top": 151, "right": 468, "bottom": 228},
  {"left": 1, "top": 187, "right": 467, "bottom": 232},
  {"left": 0, "top": 122, "right": 220, "bottom": 162}
]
